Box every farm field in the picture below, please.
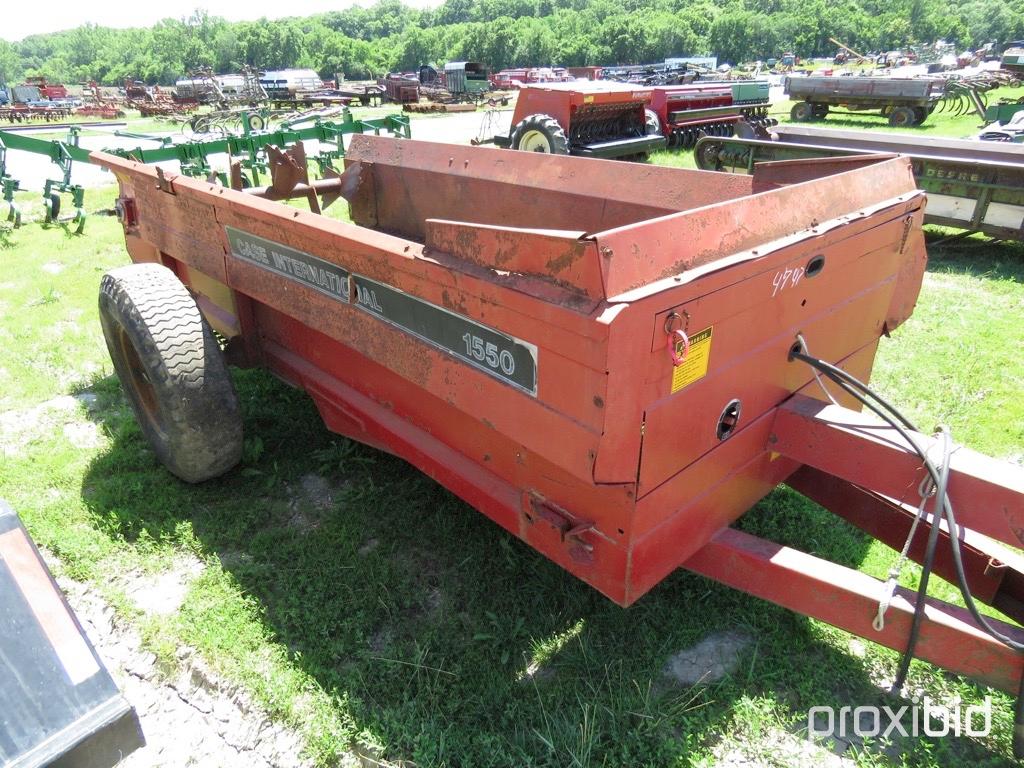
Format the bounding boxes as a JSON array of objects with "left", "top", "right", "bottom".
[{"left": 1, "top": 104, "right": 1023, "bottom": 767}]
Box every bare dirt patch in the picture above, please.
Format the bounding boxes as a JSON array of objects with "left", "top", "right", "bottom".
[
  {"left": 0, "top": 393, "right": 102, "bottom": 456},
  {"left": 284, "top": 474, "right": 342, "bottom": 532},
  {"left": 710, "top": 727, "right": 856, "bottom": 768},
  {"left": 122, "top": 556, "right": 206, "bottom": 616},
  {"left": 59, "top": 575, "right": 316, "bottom": 768},
  {"left": 663, "top": 630, "right": 752, "bottom": 686}
]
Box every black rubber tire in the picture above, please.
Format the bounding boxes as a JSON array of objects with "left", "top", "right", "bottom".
[
  {"left": 510, "top": 114, "right": 569, "bottom": 154},
  {"left": 811, "top": 104, "right": 829, "bottom": 119},
  {"left": 888, "top": 107, "right": 916, "bottom": 127},
  {"left": 98, "top": 263, "right": 242, "bottom": 483},
  {"left": 790, "top": 102, "right": 814, "bottom": 122},
  {"left": 912, "top": 106, "right": 928, "bottom": 125},
  {"left": 695, "top": 138, "right": 722, "bottom": 170}
]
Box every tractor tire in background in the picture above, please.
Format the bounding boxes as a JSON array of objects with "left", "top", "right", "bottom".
[
  {"left": 888, "top": 106, "right": 917, "bottom": 127},
  {"left": 98, "top": 263, "right": 243, "bottom": 483},
  {"left": 511, "top": 114, "right": 569, "bottom": 154}
]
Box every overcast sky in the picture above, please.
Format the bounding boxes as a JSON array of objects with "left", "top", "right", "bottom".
[{"left": 3, "top": 0, "right": 441, "bottom": 42}]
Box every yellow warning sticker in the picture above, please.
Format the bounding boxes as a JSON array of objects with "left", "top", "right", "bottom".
[
  {"left": 583, "top": 95, "right": 595, "bottom": 103},
  {"left": 670, "top": 326, "right": 713, "bottom": 394}
]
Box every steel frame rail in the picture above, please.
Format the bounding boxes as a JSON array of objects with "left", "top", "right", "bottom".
[{"left": 683, "top": 393, "right": 1024, "bottom": 694}]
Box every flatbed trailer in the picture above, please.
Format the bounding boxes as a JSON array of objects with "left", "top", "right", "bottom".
[
  {"left": 92, "top": 137, "right": 1024, "bottom": 748},
  {"left": 694, "top": 125, "right": 1024, "bottom": 240},
  {"left": 785, "top": 76, "right": 943, "bottom": 126}
]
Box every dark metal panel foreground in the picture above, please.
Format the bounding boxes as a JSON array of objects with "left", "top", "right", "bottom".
[{"left": 0, "top": 500, "right": 142, "bottom": 768}]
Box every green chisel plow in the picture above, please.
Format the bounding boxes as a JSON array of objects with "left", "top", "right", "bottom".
[{"left": 0, "top": 108, "right": 410, "bottom": 232}]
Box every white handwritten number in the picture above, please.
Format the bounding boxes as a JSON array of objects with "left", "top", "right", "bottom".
[{"left": 771, "top": 266, "right": 805, "bottom": 297}]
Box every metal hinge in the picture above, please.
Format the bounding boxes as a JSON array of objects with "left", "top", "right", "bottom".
[{"left": 527, "top": 494, "right": 596, "bottom": 562}]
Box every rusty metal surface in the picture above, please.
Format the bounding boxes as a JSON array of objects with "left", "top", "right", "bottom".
[
  {"left": 633, "top": 213, "right": 917, "bottom": 495},
  {"left": 423, "top": 221, "right": 603, "bottom": 301},
  {"left": 625, "top": 341, "right": 879, "bottom": 601},
  {"left": 592, "top": 156, "right": 920, "bottom": 299},
  {"left": 343, "top": 135, "right": 753, "bottom": 242},
  {"left": 749, "top": 153, "right": 899, "bottom": 192},
  {"left": 92, "top": 138, "right": 1024, "bottom": 695}
]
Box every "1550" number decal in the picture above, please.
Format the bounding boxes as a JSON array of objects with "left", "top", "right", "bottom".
[{"left": 462, "top": 333, "right": 518, "bottom": 376}]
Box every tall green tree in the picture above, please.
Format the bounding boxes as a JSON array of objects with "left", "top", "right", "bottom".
[{"left": 5, "top": 0, "right": 1024, "bottom": 85}]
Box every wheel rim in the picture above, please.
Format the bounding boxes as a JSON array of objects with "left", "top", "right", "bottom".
[
  {"left": 699, "top": 141, "right": 721, "bottom": 169},
  {"left": 518, "top": 130, "right": 551, "bottom": 152},
  {"left": 116, "top": 323, "right": 161, "bottom": 431}
]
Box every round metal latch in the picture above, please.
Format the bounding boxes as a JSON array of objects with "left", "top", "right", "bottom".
[{"left": 663, "top": 310, "right": 688, "bottom": 335}]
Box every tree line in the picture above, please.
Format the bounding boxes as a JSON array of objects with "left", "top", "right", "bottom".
[{"left": 1, "top": 0, "right": 1022, "bottom": 87}]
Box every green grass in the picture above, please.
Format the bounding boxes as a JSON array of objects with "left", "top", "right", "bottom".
[{"left": 0, "top": 149, "right": 1022, "bottom": 767}]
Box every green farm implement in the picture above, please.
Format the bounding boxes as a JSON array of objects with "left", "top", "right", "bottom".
[
  {"left": 0, "top": 109, "right": 410, "bottom": 232},
  {"left": 1, "top": 125, "right": 89, "bottom": 231}
]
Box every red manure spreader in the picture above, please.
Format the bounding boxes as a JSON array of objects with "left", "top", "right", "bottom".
[{"left": 92, "top": 137, "right": 1024, "bottom": 746}]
